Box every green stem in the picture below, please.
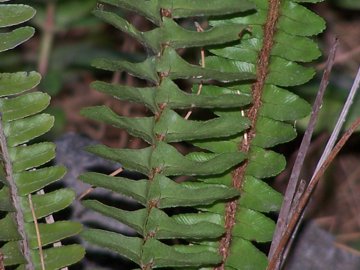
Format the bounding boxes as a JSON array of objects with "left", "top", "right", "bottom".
[{"left": 38, "top": 2, "right": 56, "bottom": 76}]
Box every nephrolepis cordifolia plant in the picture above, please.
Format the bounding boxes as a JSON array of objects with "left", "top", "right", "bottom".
[
  {"left": 79, "top": 0, "right": 325, "bottom": 269},
  {"left": 0, "top": 2, "right": 84, "bottom": 269},
  {"left": 0, "top": 0, "right": 328, "bottom": 269}
]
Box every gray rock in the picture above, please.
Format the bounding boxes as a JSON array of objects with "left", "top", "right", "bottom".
[
  {"left": 55, "top": 133, "right": 138, "bottom": 269},
  {"left": 286, "top": 222, "right": 360, "bottom": 270},
  {"left": 55, "top": 132, "right": 137, "bottom": 233}
]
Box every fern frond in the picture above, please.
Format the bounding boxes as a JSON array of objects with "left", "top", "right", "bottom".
[
  {"left": 195, "top": 0, "right": 325, "bottom": 268},
  {"left": 0, "top": 2, "right": 84, "bottom": 269},
  {"left": 81, "top": 0, "right": 255, "bottom": 268},
  {"left": 81, "top": 0, "right": 325, "bottom": 269}
]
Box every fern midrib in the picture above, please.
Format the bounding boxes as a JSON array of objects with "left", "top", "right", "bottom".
[
  {"left": 217, "top": 0, "right": 282, "bottom": 267},
  {"left": 139, "top": 59, "right": 169, "bottom": 270},
  {"left": 0, "top": 118, "right": 33, "bottom": 270}
]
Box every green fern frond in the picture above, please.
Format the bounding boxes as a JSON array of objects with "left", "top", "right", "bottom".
[
  {"left": 81, "top": 0, "right": 325, "bottom": 269},
  {"left": 194, "top": 0, "right": 325, "bottom": 268},
  {"left": 81, "top": 0, "right": 255, "bottom": 268},
  {"left": 0, "top": 2, "right": 84, "bottom": 269}
]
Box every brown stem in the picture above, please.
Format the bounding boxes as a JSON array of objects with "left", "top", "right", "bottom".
[
  {"left": 0, "top": 119, "right": 33, "bottom": 269},
  {"left": 268, "top": 39, "right": 338, "bottom": 268},
  {"left": 28, "top": 194, "right": 45, "bottom": 270},
  {"left": 216, "top": 1, "right": 282, "bottom": 268},
  {"left": 267, "top": 117, "right": 360, "bottom": 270}
]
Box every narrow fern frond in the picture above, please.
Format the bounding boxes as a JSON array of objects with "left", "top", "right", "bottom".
[
  {"left": 0, "top": 2, "right": 84, "bottom": 269},
  {"left": 194, "top": 0, "right": 325, "bottom": 268},
  {"left": 81, "top": 0, "right": 256, "bottom": 269}
]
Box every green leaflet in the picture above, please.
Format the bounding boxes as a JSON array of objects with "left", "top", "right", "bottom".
[
  {"left": 82, "top": 229, "right": 142, "bottom": 264},
  {"left": 155, "top": 108, "right": 250, "bottom": 142},
  {"left": 82, "top": 105, "right": 250, "bottom": 143},
  {"left": 195, "top": 83, "right": 311, "bottom": 121},
  {"left": 80, "top": 172, "right": 148, "bottom": 205},
  {"left": 99, "top": 0, "right": 255, "bottom": 25},
  {"left": 142, "top": 239, "right": 221, "bottom": 268},
  {"left": 84, "top": 200, "right": 225, "bottom": 239},
  {"left": 210, "top": 30, "right": 321, "bottom": 63},
  {"left": 87, "top": 142, "right": 246, "bottom": 176},
  {"left": 9, "top": 143, "right": 56, "bottom": 173},
  {"left": 198, "top": 174, "right": 283, "bottom": 213},
  {"left": 81, "top": 105, "right": 155, "bottom": 143},
  {"left": 80, "top": 173, "right": 239, "bottom": 208},
  {"left": 0, "top": 5, "right": 35, "bottom": 27},
  {"left": 252, "top": 117, "right": 296, "bottom": 148},
  {"left": 240, "top": 176, "right": 283, "bottom": 213},
  {"left": 94, "top": 11, "right": 250, "bottom": 53},
  {"left": 14, "top": 166, "right": 67, "bottom": 196},
  {"left": 20, "top": 189, "right": 75, "bottom": 222},
  {"left": 92, "top": 78, "right": 252, "bottom": 113},
  {"left": 4, "top": 113, "right": 54, "bottom": 147},
  {"left": 94, "top": 47, "right": 255, "bottom": 83},
  {"left": 278, "top": 1, "right": 326, "bottom": 36},
  {"left": 1, "top": 241, "right": 26, "bottom": 266},
  {"left": 205, "top": 55, "right": 315, "bottom": 87},
  {"left": 260, "top": 84, "right": 311, "bottom": 121},
  {"left": 233, "top": 208, "right": 275, "bottom": 242},
  {"left": 30, "top": 245, "right": 85, "bottom": 270},
  {"left": 81, "top": 0, "right": 324, "bottom": 269},
  {"left": 226, "top": 238, "right": 268, "bottom": 270},
  {"left": 0, "top": 27, "right": 35, "bottom": 53},
  {"left": 93, "top": 56, "right": 158, "bottom": 83},
  {"left": 82, "top": 229, "right": 222, "bottom": 268},
  {"left": 25, "top": 222, "right": 83, "bottom": 248},
  {"left": 0, "top": 2, "right": 83, "bottom": 269},
  {"left": 0, "top": 92, "right": 50, "bottom": 121},
  {"left": 247, "top": 147, "right": 286, "bottom": 178},
  {"left": 0, "top": 214, "right": 21, "bottom": 241},
  {"left": 82, "top": 105, "right": 248, "bottom": 143},
  {"left": 0, "top": 72, "right": 41, "bottom": 96},
  {"left": 0, "top": 187, "right": 14, "bottom": 211},
  {"left": 0, "top": 3, "right": 36, "bottom": 53}
]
